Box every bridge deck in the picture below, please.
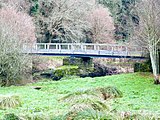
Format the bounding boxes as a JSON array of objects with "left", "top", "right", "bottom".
[{"left": 24, "top": 43, "right": 148, "bottom": 59}]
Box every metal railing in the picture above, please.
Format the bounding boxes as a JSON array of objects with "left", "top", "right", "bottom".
[{"left": 23, "top": 43, "right": 148, "bottom": 58}]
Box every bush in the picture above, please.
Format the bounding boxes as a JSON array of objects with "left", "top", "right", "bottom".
[
  {"left": 89, "top": 60, "right": 119, "bottom": 78},
  {"left": 0, "top": 6, "right": 35, "bottom": 86},
  {"left": 3, "top": 113, "right": 19, "bottom": 120},
  {"left": 134, "top": 60, "right": 152, "bottom": 72}
]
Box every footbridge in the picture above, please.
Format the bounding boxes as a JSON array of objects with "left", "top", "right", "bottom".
[{"left": 24, "top": 43, "right": 148, "bottom": 59}]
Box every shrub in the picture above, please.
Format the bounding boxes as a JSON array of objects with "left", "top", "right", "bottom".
[
  {"left": 134, "top": 60, "right": 152, "bottom": 72},
  {"left": 90, "top": 60, "right": 119, "bottom": 78},
  {"left": 3, "top": 113, "right": 19, "bottom": 120},
  {"left": 0, "top": 95, "right": 21, "bottom": 109},
  {"left": 0, "top": 6, "right": 35, "bottom": 86}
]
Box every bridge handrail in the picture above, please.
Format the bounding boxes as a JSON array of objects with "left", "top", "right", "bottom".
[
  {"left": 35, "top": 43, "right": 142, "bottom": 48},
  {"left": 22, "top": 43, "right": 148, "bottom": 58},
  {"left": 34, "top": 43, "right": 147, "bottom": 52}
]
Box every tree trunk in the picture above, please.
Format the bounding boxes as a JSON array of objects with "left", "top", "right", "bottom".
[
  {"left": 150, "top": 50, "right": 160, "bottom": 84},
  {"left": 154, "top": 75, "right": 160, "bottom": 84}
]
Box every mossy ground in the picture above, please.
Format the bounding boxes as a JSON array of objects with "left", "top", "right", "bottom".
[{"left": 0, "top": 73, "right": 160, "bottom": 119}]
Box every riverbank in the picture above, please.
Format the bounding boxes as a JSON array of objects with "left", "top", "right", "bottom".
[{"left": 0, "top": 73, "right": 160, "bottom": 119}]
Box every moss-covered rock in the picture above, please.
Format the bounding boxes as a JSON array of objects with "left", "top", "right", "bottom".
[
  {"left": 63, "top": 57, "right": 94, "bottom": 77},
  {"left": 52, "top": 66, "right": 79, "bottom": 80},
  {"left": 78, "top": 67, "right": 94, "bottom": 77}
]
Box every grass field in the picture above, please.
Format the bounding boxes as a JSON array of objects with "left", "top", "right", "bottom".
[{"left": 0, "top": 73, "right": 160, "bottom": 119}]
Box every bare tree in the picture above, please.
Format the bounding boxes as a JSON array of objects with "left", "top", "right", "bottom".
[
  {"left": 87, "top": 5, "right": 115, "bottom": 43},
  {"left": 0, "top": 0, "right": 30, "bottom": 12},
  {"left": 36, "top": 0, "right": 96, "bottom": 43},
  {"left": 0, "top": 6, "right": 35, "bottom": 86},
  {"left": 134, "top": 0, "right": 160, "bottom": 84}
]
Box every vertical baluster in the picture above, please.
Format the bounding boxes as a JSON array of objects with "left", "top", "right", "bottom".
[
  {"left": 81, "top": 44, "right": 83, "bottom": 51},
  {"left": 72, "top": 44, "right": 74, "bottom": 51},
  {"left": 97, "top": 45, "right": 100, "bottom": 54},
  {"left": 46, "top": 43, "right": 50, "bottom": 51},
  {"left": 55, "top": 44, "right": 57, "bottom": 50},
  {"left": 94, "top": 45, "right": 96, "bottom": 51},
  {"left": 35, "top": 44, "right": 37, "bottom": 51},
  {"left": 44, "top": 44, "right": 46, "bottom": 50},
  {"left": 112, "top": 46, "right": 114, "bottom": 55},
  {"left": 71, "top": 43, "right": 74, "bottom": 54},
  {"left": 134, "top": 47, "right": 136, "bottom": 56},
  {"left": 84, "top": 45, "right": 87, "bottom": 52},
  {"left": 126, "top": 46, "right": 128, "bottom": 56},
  {"left": 121, "top": 46, "right": 124, "bottom": 56},
  {"left": 141, "top": 47, "right": 143, "bottom": 57},
  {"left": 59, "top": 44, "right": 61, "bottom": 52}
]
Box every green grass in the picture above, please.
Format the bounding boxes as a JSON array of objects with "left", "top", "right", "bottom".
[{"left": 0, "top": 73, "right": 160, "bottom": 119}]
